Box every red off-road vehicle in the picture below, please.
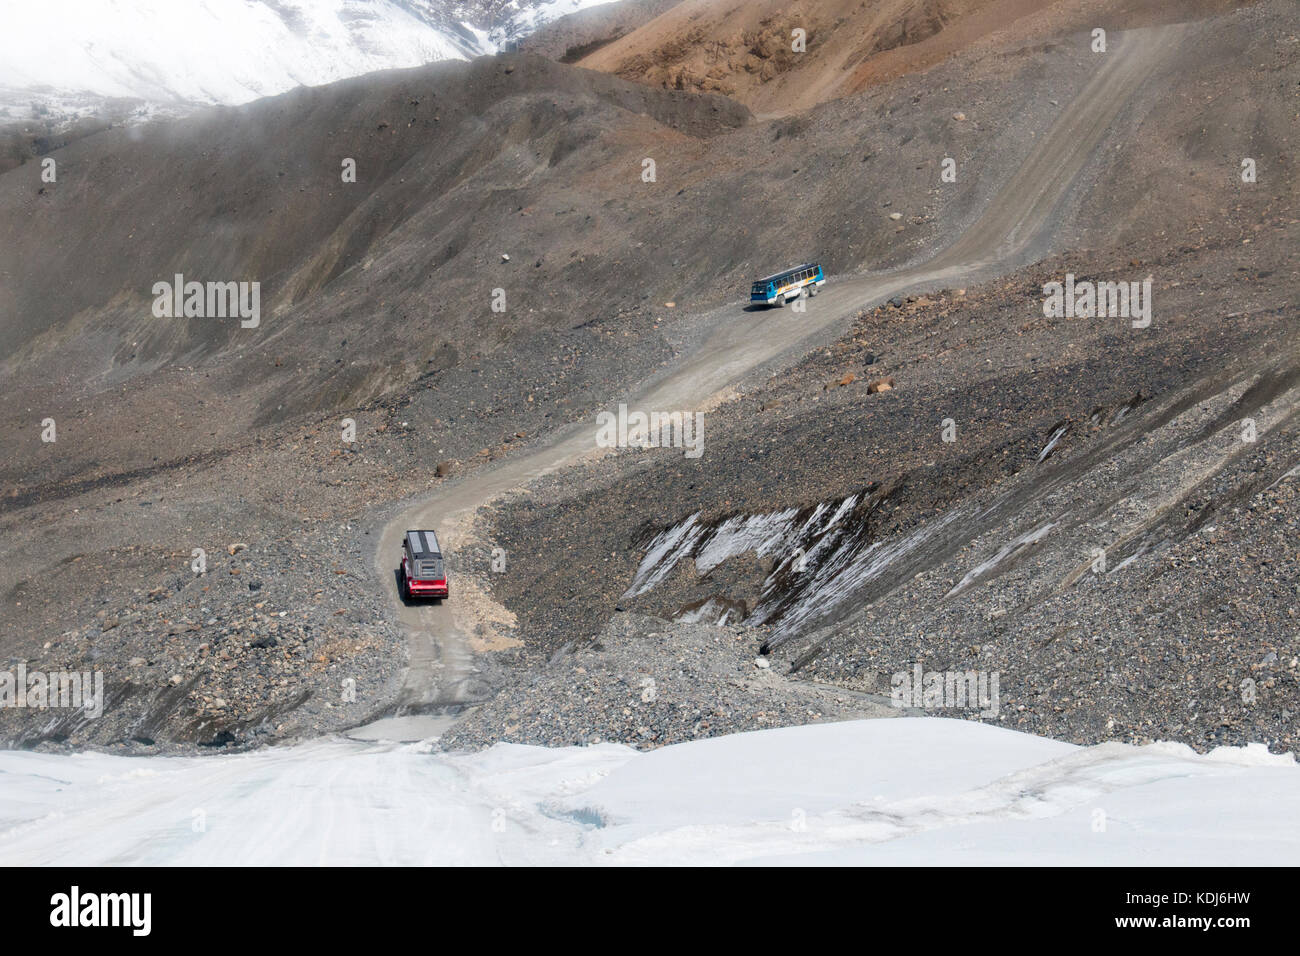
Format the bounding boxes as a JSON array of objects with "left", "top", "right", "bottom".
[{"left": 400, "top": 529, "right": 448, "bottom": 601}]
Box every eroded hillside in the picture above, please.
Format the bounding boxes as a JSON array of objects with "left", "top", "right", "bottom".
[
  {"left": 0, "top": 0, "right": 1293, "bottom": 753},
  {"left": 576, "top": 0, "right": 1255, "bottom": 113}
]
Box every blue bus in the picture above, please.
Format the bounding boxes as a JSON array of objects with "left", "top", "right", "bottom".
[{"left": 750, "top": 263, "right": 825, "bottom": 307}]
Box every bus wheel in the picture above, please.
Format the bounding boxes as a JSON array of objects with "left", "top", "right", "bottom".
[
  {"left": 773, "top": 295, "right": 784, "bottom": 308},
  {"left": 810, "top": 285, "right": 819, "bottom": 296}
]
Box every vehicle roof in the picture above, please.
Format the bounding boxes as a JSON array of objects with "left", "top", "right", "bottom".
[
  {"left": 755, "top": 263, "right": 819, "bottom": 283},
  {"left": 405, "top": 530, "right": 442, "bottom": 557}
]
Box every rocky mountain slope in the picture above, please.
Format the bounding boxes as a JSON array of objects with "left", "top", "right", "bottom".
[
  {"left": 0, "top": 0, "right": 1294, "bottom": 754},
  {"left": 575, "top": 0, "right": 1253, "bottom": 113}
]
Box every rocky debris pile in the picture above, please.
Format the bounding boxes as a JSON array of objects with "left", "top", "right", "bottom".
[
  {"left": 801, "top": 447, "right": 1300, "bottom": 754},
  {"left": 475, "top": 219, "right": 1298, "bottom": 753},
  {"left": 439, "top": 612, "right": 892, "bottom": 751},
  {"left": 0, "top": 521, "right": 404, "bottom": 752}
]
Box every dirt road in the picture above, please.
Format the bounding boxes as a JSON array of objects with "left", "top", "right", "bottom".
[{"left": 370, "top": 24, "right": 1189, "bottom": 739}]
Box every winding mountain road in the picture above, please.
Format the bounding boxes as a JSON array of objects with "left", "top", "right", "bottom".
[
  {"left": 370, "top": 24, "right": 1189, "bottom": 740},
  {"left": 0, "top": 23, "right": 1232, "bottom": 869}
]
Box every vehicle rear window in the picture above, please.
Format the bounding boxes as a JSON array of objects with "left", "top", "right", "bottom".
[{"left": 406, "top": 530, "right": 442, "bottom": 557}]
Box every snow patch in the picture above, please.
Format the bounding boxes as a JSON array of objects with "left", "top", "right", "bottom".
[
  {"left": 1, "top": 720, "right": 1294, "bottom": 865},
  {"left": 945, "top": 522, "right": 1055, "bottom": 598},
  {"left": 1, "top": 0, "right": 624, "bottom": 121}
]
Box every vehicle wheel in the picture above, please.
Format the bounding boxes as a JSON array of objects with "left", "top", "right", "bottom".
[
  {"left": 400, "top": 572, "right": 410, "bottom": 601},
  {"left": 773, "top": 295, "right": 784, "bottom": 308},
  {"left": 810, "top": 285, "right": 819, "bottom": 297}
]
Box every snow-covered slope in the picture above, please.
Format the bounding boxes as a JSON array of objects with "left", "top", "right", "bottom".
[
  {"left": 1, "top": 719, "right": 1295, "bottom": 865},
  {"left": 0, "top": 0, "right": 618, "bottom": 123}
]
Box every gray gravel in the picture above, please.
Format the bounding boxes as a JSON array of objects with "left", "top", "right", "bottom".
[{"left": 440, "top": 612, "right": 894, "bottom": 751}]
